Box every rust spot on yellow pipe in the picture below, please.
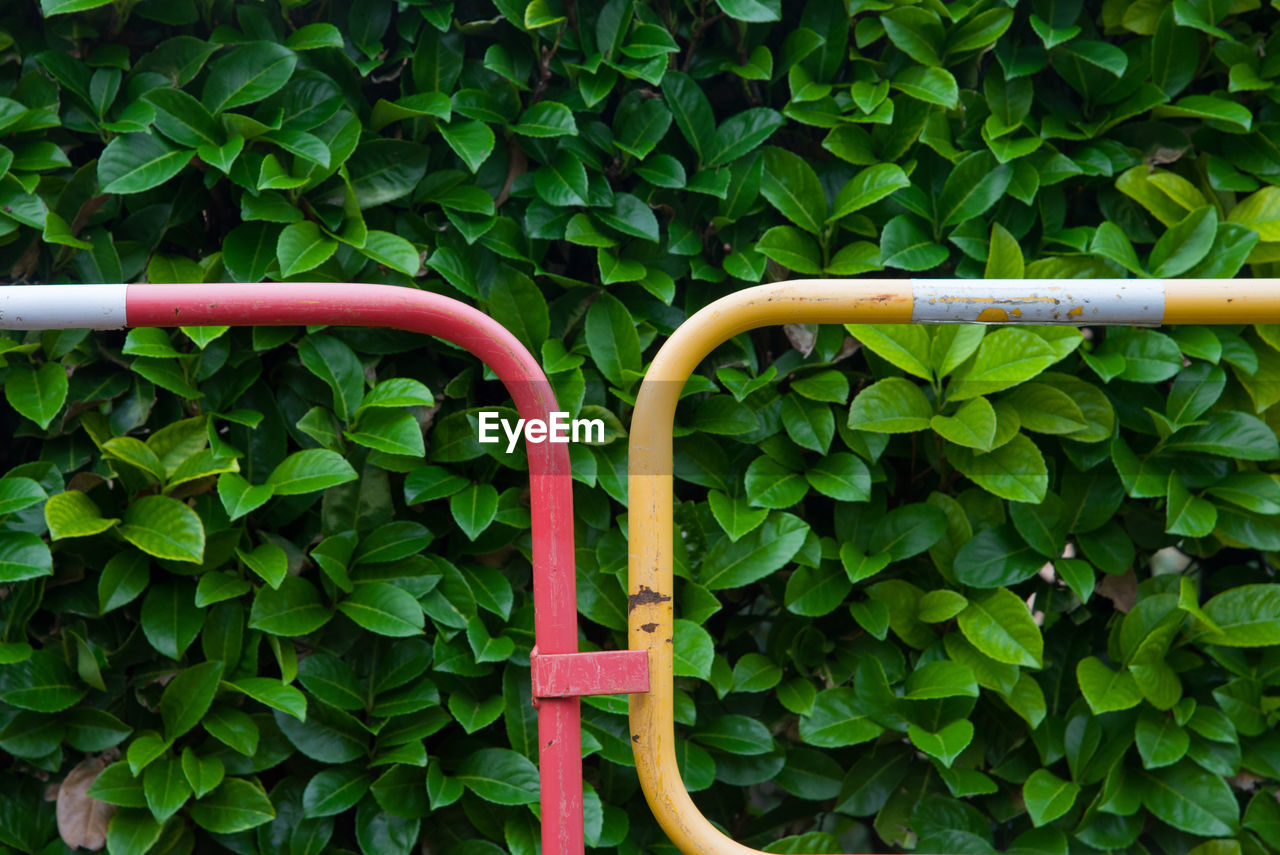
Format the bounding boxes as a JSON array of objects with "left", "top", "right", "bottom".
[{"left": 976, "top": 307, "right": 1009, "bottom": 322}]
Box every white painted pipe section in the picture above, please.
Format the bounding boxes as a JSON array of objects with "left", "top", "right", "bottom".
[
  {"left": 912, "top": 278, "right": 1165, "bottom": 325},
  {"left": 0, "top": 284, "right": 128, "bottom": 329}
]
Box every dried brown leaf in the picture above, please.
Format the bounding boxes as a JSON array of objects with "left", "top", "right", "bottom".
[
  {"left": 1097, "top": 569, "right": 1138, "bottom": 614},
  {"left": 57, "top": 755, "right": 116, "bottom": 851},
  {"left": 784, "top": 324, "right": 816, "bottom": 356}
]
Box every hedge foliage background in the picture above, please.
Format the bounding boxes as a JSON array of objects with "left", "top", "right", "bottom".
[{"left": 1, "top": 0, "right": 1280, "bottom": 853}]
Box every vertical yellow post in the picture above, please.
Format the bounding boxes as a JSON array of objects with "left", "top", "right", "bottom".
[
  {"left": 628, "top": 280, "right": 911, "bottom": 855},
  {"left": 627, "top": 277, "right": 1280, "bottom": 855}
]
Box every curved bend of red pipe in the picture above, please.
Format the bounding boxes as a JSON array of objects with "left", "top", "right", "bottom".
[{"left": 127, "top": 282, "right": 582, "bottom": 855}]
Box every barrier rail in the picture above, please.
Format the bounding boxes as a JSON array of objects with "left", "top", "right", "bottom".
[
  {"left": 7, "top": 278, "right": 1280, "bottom": 855},
  {"left": 627, "top": 278, "right": 1280, "bottom": 855},
  {"left": 0, "top": 282, "right": 648, "bottom": 855}
]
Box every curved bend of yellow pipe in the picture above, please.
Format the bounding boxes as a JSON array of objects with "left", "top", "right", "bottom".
[
  {"left": 625, "top": 275, "right": 1280, "bottom": 855},
  {"left": 627, "top": 280, "right": 912, "bottom": 855}
]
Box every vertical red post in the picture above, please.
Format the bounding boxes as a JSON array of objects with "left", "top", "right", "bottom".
[{"left": 125, "top": 283, "right": 585, "bottom": 855}]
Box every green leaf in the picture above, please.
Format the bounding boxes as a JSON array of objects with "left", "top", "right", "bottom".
[
  {"left": 456, "top": 748, "right": 539, "bottom": 805},
  {"left": 761, "top": 147, "right": 826, "bottom": 234},
  {"left": 1136, "top": 707, "right": 1190, "bottom": 769},
  {"left": 6, "top": 361, "right": 68, "bottom": 429},
  {"left": 338, "top": 582, "right": 425, "bottom": 637},
  {"left": 700, "top": 512, "right": 808, "bottom": 590},
  {"left": 880, "top": 214, "right": 948, "bottom": 270},
  {"left": 201, "top": 42, "right": 298, "bottom": 114},
  {"left": 949, "top": 328, "right": 1058, "bottom": 401},
  {"left": 938, "top": 151, "right": 1012, "bottom": 228},
  {"left": 1149, "top": 206, "right": 1218, "bottom": 277},
  {"left": 449, "top": 484, "right": 498, "bottom": 541},
  {"left": 361, "top": 230, "right": 421, "bottom": 277},
  {"left": 99, "top": 551, "right": 149, "bottom": 613},
  {"left": 756, "top": 225, "right": 823, "bottom": 274},
  {"left": 1077, "top": 656, "right": 1143, "bottom": 714},
  {"left": 1141, "top": 761, "right": 1239, "bottom": 837},
  {"left": 144, "top": 88, "right": 223, "bottom": 149},
  {"left": 188, "top": 778, "right": 276, "bottom": 833},
  {"left": 238, "top": 543, "right": 287, "bottom": 588},
  {"left": 707, "top": 108, "right": 783, "bottom": 168},
  {"left": 223, "top": 221, "right": 280, "bottom": 282},
  {"left": 304, "top": 768, "right": 372, "bottom": 818},
  {"left": 931, "top": 397, "right": 997, "bottom": 450},
  {"left": 1023, "top": 769, "right": 1080, "bottom": 827},
  {"left": 119, "top": 495, "right": 205, "bottom": 563},
  {"left": 277, "top": 221, "right": 338, "bottom": 277},
  {"left": 105, "top": 810, "right": 163, "bottom": 855},
  {"left": 160, "top": 661, "right": 223, "bottom": 742},
  {"left": 143, "top": 755, "right": 192, "bottom": 823},
  {"left": 1091, "top": 221, "right": 1146, "bottom": 275},
  {"left": 953, "top": 524, "right": 1046, "bottom": 588},
  {"left": 880, "top": 7, "right": 944, "bottom": 65},
  {"left": 892, "top": 66, "right": 959, "bottom": 108},
  {"left": 615, "top": 99, "right": 672, "bottom": 159},
  {"left": 829, "top": 162, "right": 911, "bottom": 223},
  {"left": 907, "top": 719, "right": 973, "bottom": 768},
  {"left": 869, "top": 504, "right": 946, "bottom": 561},
  {"left": 947, "top": 434, "right": 1047, "bottom": 503},
  {"left": 181, "top": 748, "right": 224, "bottom": 800},
  {"left": 140, "top": 581, "right": 204, "bottom": 660},
  {"left": 692, "top": 714, "right": 774, "bottom": 757},
  {"left": 715, "top": 0, "right": 780, "bottom": 23},
  {"left": 0, "top": 647, "right": 85, "bottom": 711},
  {"left": 194, "top": 572, "right": 249, "bottom": 608},
  {"left": 217, "top": 472, "right": 273, "bottom": 520},
  {"left": 98, "top": 133, "right": 194, "bottom": 195},
  {"left": 248, "top": 576, "right": 332, "bottom": 636},
  {"left": 742, "top": 456, "right": 806, "bottom": 508},
  {"left": 845, "top": 324, "right": 932, "bottom": 381},
  {"left": 1163, "top": 411, "right": 1279, "bottom": 460},
  {"left": 346, "top": 409, "right": 425, "bottom": 457},
  {"left": 1200, "top": 584, "right": 1280, "bottom": 646},
  {"left": 805, "top": 453, "right": 871, "bottom": 502},
  {"left": 40, "top": 0, "right": 113, "bottom": 14},
  {"left": 848, "top": 378, "right": 933, "bottom": 433},
  {"left": 957, "top": 588, "right": 1044, "bottom": 667},
  {"left": 44, "top": 491, "right": 119, "bottom": 546},
  {"left": 663, "top": 71, "right": 714, "bottom": 164},
  {"left": 1156, "top": 94, "right": 1252, "bottom": 131},
  {"left": 584, "top": 291, "right": 641, "bottom": 388},
  {"left": 88, "top": 762, "right": 146, "bottom": 808},
  {"left": 785, "top": 563, "right": 853, "bottom": 618},
  {"left": 487, "top": 268, "right": 549, "bottom": 352},
  {"left": 800, "top": 687, "right": 884, "bottom": 748},
  {"left": 985, "top": 222, "right": 1024, "bottom": 279},
  {"left": 512, "top": 101, "right": 577, "bottom": 137},
  {"left": 1166, "top": 474, "right": 1216, "bottom": 537},
  {"left": 268, "top": 449, "right": 358, "bottom": 495},
  {"left": 1227, "top": 185, "right": 1280, "bottom": 241},
  {"left": 441, "top": 119, "right": 495, "bottom": 172},
  {"left": 227, "top": 677, "right": 307, "bottom": 721}
]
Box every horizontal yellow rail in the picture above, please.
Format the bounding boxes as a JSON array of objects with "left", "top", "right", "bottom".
[{"left": 627, "top": 278, "right": 1280, "bottom": 855}]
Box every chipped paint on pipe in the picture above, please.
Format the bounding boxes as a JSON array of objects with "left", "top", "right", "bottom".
[
  {"left": 0, "top": 284, "right": 127, "bottom": 328},
  {"left": 911, "top": 278, "right": 1165, "bottom": 324}
]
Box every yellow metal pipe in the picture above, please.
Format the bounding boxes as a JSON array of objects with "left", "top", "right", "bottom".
[
  {"left": 627, "top": 277, "right": 1280, "bottom": 855},
  {"left": 628, "top": 281, "right": 911, "bottom": 855},
  {"left": 1162, "top": 278, "right": 1280, "bottom": 323}
]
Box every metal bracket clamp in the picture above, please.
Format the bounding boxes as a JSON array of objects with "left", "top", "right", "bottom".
[{"left": 531, "top": 647, "right": 650, "bottom": 702}]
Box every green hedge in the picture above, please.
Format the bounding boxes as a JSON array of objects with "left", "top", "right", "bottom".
[{"left": 2, "top": 0, "right": 1280, "bottom": 854}]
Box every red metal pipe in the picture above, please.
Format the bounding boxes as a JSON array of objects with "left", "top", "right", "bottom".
[{"left": 127, "top": 283, "right": 583, "bottom": 855}]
